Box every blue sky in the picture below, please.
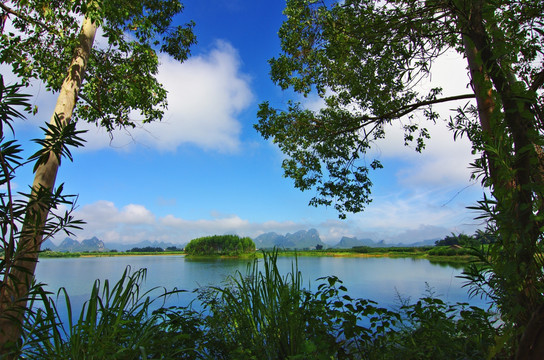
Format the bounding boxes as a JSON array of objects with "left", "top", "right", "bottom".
[{"left": 7, "top": 0, "right": 485, "bottom": 245}]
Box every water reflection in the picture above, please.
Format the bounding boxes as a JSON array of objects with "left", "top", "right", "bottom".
[{"left": 35, "top": 255, "right": 491, "bottom": 322}]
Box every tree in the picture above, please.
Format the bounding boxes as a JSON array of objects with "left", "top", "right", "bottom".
[
  {"left": 435, "top": 235, "right": 461, "bottom": 247},
  {"left": 0, "top": 0, "right": 195, "bottom": 354},
  {"left": 256, "top": 0, "right": 544, "bottom": 356},
  {"left": 127, "top": 246, "right": 164, "bottom": 253},
  {"left": 435, "top": 233, "right": 480, "bottom": 247},
  {"left": 0, "top": 76, "right": 85, "bottom": 356}
]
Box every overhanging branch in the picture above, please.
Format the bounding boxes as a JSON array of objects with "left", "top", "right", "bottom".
[
  {"left": 364, "top": 93, "right": 476, "bottom": 122},
  {"left": 330, "top": 93, "right": 476, "bottom": 137}
]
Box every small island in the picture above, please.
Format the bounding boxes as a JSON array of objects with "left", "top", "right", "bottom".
[{"left": 184, "top": 234, "right": 256, "bottom": 257}]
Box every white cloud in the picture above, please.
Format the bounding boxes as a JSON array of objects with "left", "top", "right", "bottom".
[
  {"left": 7, "top": 40, "right": 253, "bottom": 153},
  {"left": 68, "top": 201, "right": 305, "bottom": 245},
  {"left": 80, "top": 40, "right": 253, "bottom": 152},
  {"left": 66, "top": 197, "right": 482, "bottom": 246},
  {"left": 117, "top": 204, "right": 155, "bottom": 224},
  {"left": 342, "top": 184, "right": 483, "bottom": 243},
  {"left": 371, "top": 120, "right": 476, "bottom": 188},
  {"left": 75, "top": 201, "right": 155, "bottom": 226},
  {"left": 295, "top": 51, "right": 478, "bottom": 191},
  {"left": 371, "top": 51, "right": 478, "bottom": 187}
]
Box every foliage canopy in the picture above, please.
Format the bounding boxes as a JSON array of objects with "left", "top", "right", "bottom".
[
  {"left": 256, "top": 0, "right": 544, "bottom": 218},
  {"left": 0, "top": 0, "right": 196, "bottom": 130}
]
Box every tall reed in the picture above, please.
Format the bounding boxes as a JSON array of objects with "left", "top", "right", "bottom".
[
  {"left": 199, "top": 250, "right": 341, "bottom": 359},
  {"left": 21, "top": 267, "right": 201, "bottom": 359}
]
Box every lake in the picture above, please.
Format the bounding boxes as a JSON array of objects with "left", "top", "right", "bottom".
[{"left": 34, "top": 255, "right": 490, "bottom": 319}]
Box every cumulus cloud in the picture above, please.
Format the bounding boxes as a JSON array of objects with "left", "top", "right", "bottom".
[
  {"left": 65, "top": 197, "right": 482, "bottom": 246},
  {"left": 342, "top": 184, "right": 483, "bottom": 243},
  {"left": 19, "top": 41, "right": 253, "bottom": 153},
  {"left": 67, "top": 201, "right": 304, "bottom": 245},
  {"left": 75, "top": 201, "right": 155, "bottom": 226},
  {"left": 296, "top": 51, "right": 478, "bottom": 191},
  {"left": 371, "top": 120, "right": 476, "bottom": 188}
]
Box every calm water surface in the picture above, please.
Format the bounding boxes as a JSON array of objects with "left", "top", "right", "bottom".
[{"left": 35, "top": 255, "right": 490, "bottom": 315}]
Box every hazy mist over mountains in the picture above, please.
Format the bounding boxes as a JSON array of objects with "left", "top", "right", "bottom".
[{"left": 46, "top": 229, "right": 438, "bottom": 252}]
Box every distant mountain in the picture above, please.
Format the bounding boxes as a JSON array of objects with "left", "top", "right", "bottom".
[
  {"left": 41, "top": 238, "right": 57, "bottom": 251},
  {"left": 333, "top": 236, "right": 375, "bottom": 249},
  {"left": 353, "top": 238, "right": 438, "bottom": 248},
  {"left": 51, "top": 237, "right": 108, "bottom": 252},
  {"left": 402, "top": 238, "right": 438, "bottom": 247},
  {"left": 45, "top": 233, "right": 438, "bottom": 253},
  {"left": 254, "top": 229, "right": 326, "bottom": 249},
  {"left": 254, "top": 232, "right": 283, "bottom": 249},
  {"left": 80, "top": 237, "right": 106, "bottom": 252},
  {"left": 57, "top": 237, "right": 81, "bottom": 252}
]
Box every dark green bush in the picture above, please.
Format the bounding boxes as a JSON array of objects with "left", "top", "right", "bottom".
[{"left": 428, "top": 246, "right": 474, "bottom": 257}]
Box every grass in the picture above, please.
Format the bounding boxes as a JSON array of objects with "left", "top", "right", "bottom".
[
  {"left": 271, "top": 246, "right": 477, "bottom": 262},
  {"left": 22, "top": 267, "right": 199, "bottom": 359}
]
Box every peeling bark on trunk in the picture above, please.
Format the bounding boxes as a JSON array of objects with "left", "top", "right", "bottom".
[
  {"left": 467, "top": 6, "right": 540, "bottom": 321},
  {"left": 0, "top": 16, "right": 97, "bottom": 356},
  {"left": 462, "top": 34, "right": 498, "bottom": 183}
]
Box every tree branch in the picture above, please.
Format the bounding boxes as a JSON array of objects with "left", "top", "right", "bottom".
[
  {"left": 0, "top": 2, "right": 59, "bottom": 35},
  {"left": 372, "top": 93, "right": 476, "bottom": 121},
  {"left": 530, "top": 68, "right": 544, "bottom": 92},
  {"left": 78, "top": 93, "right": 104, "bottom": 116},
  {"left": 330, "top": 93, "right": 476, "bottom": 137}
]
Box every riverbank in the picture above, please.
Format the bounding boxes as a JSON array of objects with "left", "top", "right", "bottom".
[
  {"left": 39, "top": 250, "right": 186, "bottom": 258},
  {"left": 37, "top": 246, "right": 476, "bottom": 263},
  {"left": 275, "top": 249, "right": 474, "bottom": 263}
]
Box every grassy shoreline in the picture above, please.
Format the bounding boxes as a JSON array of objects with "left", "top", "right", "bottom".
[
  {"left": 37, "top": 247, "right": 475, "bottom": 263},
  {"left": 39, "top": 251, "right": 186, "bottom": 258},
  {"left": 275, "top": 250, "right": 474, "bottom": 263}
]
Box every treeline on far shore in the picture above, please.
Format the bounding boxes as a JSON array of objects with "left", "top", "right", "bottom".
[
  {"left": 31, "top": 232, "right": 498, "bottom": 260},
  {"left": 38, "top": 249, "right": 185, "bottom": 258}
]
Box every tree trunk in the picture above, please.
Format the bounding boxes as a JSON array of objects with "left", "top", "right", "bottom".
[
  {"left": 458, "top": 1, "right": 544, "bottom": 357},
  {"left": 0, "top": 16, "right": 97, "bottom": 356},
  {"left": 462, "top": 34, "right": 498, "bottom": 183},
  {"left": 467, "top": 3, "right": 540, "bottom": 323}
]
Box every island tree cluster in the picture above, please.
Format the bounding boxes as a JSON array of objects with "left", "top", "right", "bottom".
[{"left": 184, "top": 235, "right": 256, "bottom": 256}]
